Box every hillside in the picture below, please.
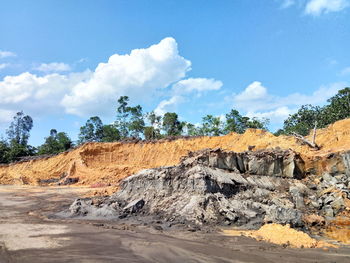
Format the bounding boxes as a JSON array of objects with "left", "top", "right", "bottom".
[{"left": 0, "top": 118, "right": 349, "bottom": 186}]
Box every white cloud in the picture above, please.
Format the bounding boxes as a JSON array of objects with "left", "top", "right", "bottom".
[
  {"left": 0, "top": 71, "right": 92, "bottom": 123},
  {"left": 246, "top": 106, "right": 292, "bottom": 123},
  {"left": 0, "top": 50, "right": 16, "bottom": 58},
  {"left": 62, "top": 37, "right": 191, "bottom": 116},
  {"left": 0, "top": 109, "right": 16, "bottom": 124},
  {"left": 0, "top": 38, "right": 199, "bottom": 123},
  {"left": 230, "top": 81, "right": 346, "bottom": 126},
  {"left": 153, "top": 77, "right": 223, "bottom": 116},
  {"left": 235, "top": 81, "right": 268, "bottom": 102},
  {"left": 0, "top": 63, "right": 9, "bottom": 70},
  {"left": 280, "top": 0, "right": 296, "bottom": 8},
  {"left": 305, "top": 0, "right": 349, "bottom": 15},
  {"left": 154, "top": 96, "right": 185, "bottom": 116},
  {"left": 172, "top": 78, "right": 222, "bottom": 94},
  {"left": 35, "top": 62, "right": 71, "bottom": 72}
]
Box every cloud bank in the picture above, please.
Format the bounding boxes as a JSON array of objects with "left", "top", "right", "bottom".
[
  {"left": 229, "top": 81, "right": 346, "bottom": 125},
  {"left": 0, "top": 38, "right": 222, "bottom": 123}
]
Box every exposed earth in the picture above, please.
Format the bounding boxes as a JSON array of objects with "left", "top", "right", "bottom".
[
  {"left": 1, "top": 185, "right": 350, "bottom": 263},
  {"left": 1, "top": 118, "right": 350, "bottom": 262}
]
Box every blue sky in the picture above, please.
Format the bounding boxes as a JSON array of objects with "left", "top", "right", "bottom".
[{"left": 1, "top": 0, "right": 350, "bottom": 145}]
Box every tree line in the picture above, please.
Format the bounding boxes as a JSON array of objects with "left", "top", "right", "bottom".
[{"left": 0, "top": 87, "right": 349, "bottom": 164}]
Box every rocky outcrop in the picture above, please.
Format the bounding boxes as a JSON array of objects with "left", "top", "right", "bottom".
[{"left": 69, "top": 148, "right": 319, "bottom": 228}]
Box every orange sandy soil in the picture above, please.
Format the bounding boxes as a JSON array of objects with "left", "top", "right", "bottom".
[
  {"left": 0, "top": 118, "right": 349, "bottom": 187},
  {"left": 222, "top": 224, "right": 337, "bottom": 249}
]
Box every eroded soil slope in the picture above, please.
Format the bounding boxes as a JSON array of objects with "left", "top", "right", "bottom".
[{"left": 0, "top": 118, "right": 349, "bottom": 186}]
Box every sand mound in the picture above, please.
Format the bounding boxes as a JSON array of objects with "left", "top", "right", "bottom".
[
  {"left": 223, "top": 224, "right": 336, "bottom": 248},
  {"left": 0, "top": 118, "right": 349, "bottom": 186}
]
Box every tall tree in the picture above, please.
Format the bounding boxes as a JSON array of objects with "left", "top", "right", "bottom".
[
  {"left": 162, "top": 112, "right": 184, "bottom": 136},
  {"left": 127, "top": 105, "right": 145, "bottom": 138},
  {"left": 198, "top": 115, "right": 223, "bottom": 136},
  {"left": 282, "top": 105, "right": 323, "bottom": 136},
  {"left": 323, "top": 87, "right": 350, "bottom": 123},
  {"left": 115, "top": 96, "right": 130, "bottom": 138},
  {"left": 144, "top": 111, "right": 162, "bottom": 140},
  {"left": 0, "top": 139, "right": 9, "bottom": 163},
  {"left": 101, "top": 125, "right": 120, "bottom": 142},
  {"left": 38, "top": 129, "right": 73, "bottom": 155},
  {"left": 224, "top": 109, "right": 249, "bottom": 134},
  {"left": 78, "top": 116, "right": 104, "bottom": 143},
  {"left": 6, "top": 111, "right": 33, "bottom": 145}
]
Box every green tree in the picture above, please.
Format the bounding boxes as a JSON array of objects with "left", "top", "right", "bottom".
[
  {"left": 6, "top": 111, "right": 33, "bottom": 145},
  {"left": 184, "top": 122, "right": 199, "bottom": 136},
  {"left": 223, "top": 109, "right": 269, "bottom": 134},
  {"left": 5, "top": 141, "right": 36, "bottom": 162},
  {"left": 115, "top": 96, "right": 145, "bottom": 138},
  {"left": 127, "top": 105, "right": 145, "bottom": 138},
  {"left": 0, "top": 139, "right": 9, "bottom": 163},
  {"left": 78, "top": 116, "right": 104, "bottom": 143},
  {"left": 323, "top": 87, "right": 350, "bottom": 124},
  {"left": 282, "top": 105, "right": 323, "bottom": 136},
  {"left": 198, "top": 115, "right": 223, "bottom": 136},
  {"left": 246, "top": 117, "right": 270, "bottom": 130},
  {"left": 144, "top": 111, "right": 162, "bottom": 140},
  {"left": 224, "top": 109, "right": 249, "bottom": 134},
  {"left": 162, "top": 112, "right": 184, "bottom": 136},
  {"left": 101, "top": 125, "right": 120, "bottom": 142},
  {"left": 115, "top": 96, "right": 130, "bottom": 138},
  {"left": 38, "top": 129, "right": 73, "bottom": 155}
]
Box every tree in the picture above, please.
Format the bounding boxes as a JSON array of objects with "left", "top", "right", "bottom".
[
  {"left": 101, "top": 125, "right": 120, "bottom": 142},
  {"left": 282, "top": 105, "right": 323, "bottom": 136},
  {"left": 184, "top": 122, "right": 199, "bottom": 136},
  {"left": 78, "top": 116, "right": 104, "bottom": 144},
  {"left": 0, "top": 139, "right": 9, "bottom": 163},
  {"left": 38, "top": 129, "right": 73, "bottom": 155},
  {"left": 115, "top": 96, "right": 145, "bottom": 138},
  {"left": 162, "top": 112, "right": 184, "bottom": 136},
  {"left": 127, "top": 105, "right": 145, "bottom": 138},
  {"left": 246, "top": 117, "right": 270, "bottom": 130},
  {"left": 144, "top": 111, "right": 162, "bottom": 140},
  {"left": 115, "top": 96, "right": 130, "bottom": 138},
  {"left": 323, "top": 87, "right": 350, "bottom": 124},
  {"left": 6, "top": 111, "right": 33, "bottom": 146},
  {"left": 5, "top": 141, "right": 36, "bottom": 162},
  {"left": 198, "top": 115, "right": 223, "bottom": 136}
]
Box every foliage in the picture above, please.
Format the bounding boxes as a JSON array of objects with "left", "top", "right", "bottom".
[
  {"left": 162, "top": 112, "right": 184, "bottom": 136},
  {"left": 144, "top": 111, "right": 162, "bottom": 140},
  {"left": 323, "top": 87, "right": 350, "bottom": 124},
  {"left": 0, "top": 140, "right": 10, "bottom": 163},
  {"left": 115, "top": 96, "right": 145, "bottom": 138},
  {"left": 38, "top": 129, "right": 73, "bottom": 155},
  {"left": 101, "top": 125, "right": 120, "bottom": 142},
  {"left": 6, "top": 111, "right": 33, "bottom": 146},
  {"left": 198, "top": 115, "right": 223, "bottom": 136},
  {"left": 79, "top": 117, "right": 120, "bottom": 143},
  {"left": 78, "top": 116, "right": 104, "bottom": 143},
  {"left": 224, "top": 109, "right": 268, "bottom": 134}
]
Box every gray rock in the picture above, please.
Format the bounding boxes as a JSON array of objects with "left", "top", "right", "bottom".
[
  {"left": 68, "top": 148, "right": 308, "bottom": 228},
  {"left": 323, "top": 205, "right": 334, "bottom": 217}
]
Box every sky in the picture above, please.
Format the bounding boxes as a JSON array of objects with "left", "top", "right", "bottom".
[{"left": 1, "top": 0, "right": 350, "bottom": 146}]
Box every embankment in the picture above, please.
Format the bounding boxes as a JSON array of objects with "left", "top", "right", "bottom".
[{"left": 0, "top": 118, "right": 349, "bottom": 186}]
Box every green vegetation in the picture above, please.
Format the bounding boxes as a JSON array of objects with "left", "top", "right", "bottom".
[{"left": 0, "top": 87, "right": 349, "bottom": 164}]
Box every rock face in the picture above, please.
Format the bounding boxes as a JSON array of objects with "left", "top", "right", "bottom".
[{"left": 69, "top": 148, "right": 316, "bottom": 228}]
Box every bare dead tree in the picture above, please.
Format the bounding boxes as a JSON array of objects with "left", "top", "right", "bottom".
[{"left": 291, "top": 121, "right": 320, "bottom": 150}]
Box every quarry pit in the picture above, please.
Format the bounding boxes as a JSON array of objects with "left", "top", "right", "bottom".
[{"left": 0, "top": 118, "right": 350, "bottom": 262}]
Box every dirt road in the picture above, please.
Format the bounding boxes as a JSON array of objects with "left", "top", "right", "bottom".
[{"left": 0, "top": 185, "right": 349, "bottom": 263}]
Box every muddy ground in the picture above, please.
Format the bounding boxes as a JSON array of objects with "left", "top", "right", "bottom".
[{"left": 0, "top": 186, "right": 350, "bottom": 263}]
